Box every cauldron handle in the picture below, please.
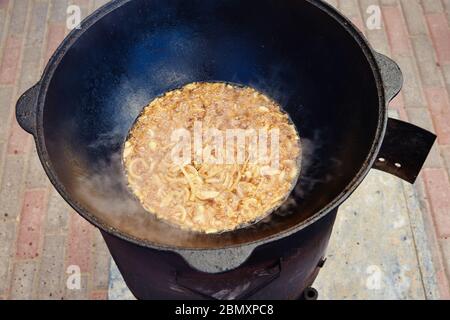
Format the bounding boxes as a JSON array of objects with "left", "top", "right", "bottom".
[
  {"left": 372, "top": 52, "right": 436, "bottom": 183},
  {"left": 16, "top": 83, "right": 40, "bottom": 135},
  {"left": 374, "top": 52, "right": 403, "bottom": 102},
  {"left": 175, "top": 244, "right": 258, "bottom": 274}
]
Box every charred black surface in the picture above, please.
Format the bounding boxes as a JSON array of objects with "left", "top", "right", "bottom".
[
  {"left": 103, "top": 210, "right": 337, "bottom": 300},
  {"left": 373, "top": 119, "right": 437, "bottom": 183}
]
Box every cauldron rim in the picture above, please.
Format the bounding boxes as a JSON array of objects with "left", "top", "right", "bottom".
[{"left": 32, "top": 0, "right": 387, "bottom": 252}]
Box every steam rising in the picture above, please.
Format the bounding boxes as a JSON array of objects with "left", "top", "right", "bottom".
[{"left": 72, "top": 118, "right": 342, "bottom": 246}]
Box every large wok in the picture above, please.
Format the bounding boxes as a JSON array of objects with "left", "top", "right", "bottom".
[{"left": 16, "top": 0, "right": 436, "bottom": 299}]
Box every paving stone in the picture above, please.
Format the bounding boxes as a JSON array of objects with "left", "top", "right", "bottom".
[
  {"left": 440, "top": 239, "right": 450, "bottom": 279},
  {"left": 66, "top": 214, "right": 93, "bottom": 273},
  {"left": 0, "top": 36, "right": 22, "bottom": 85},
  {"left": 0, "top": 141, "right": 4, "bottom": 177},
  {"left": 70, "top": 0, "right": 91, "bottom": 22},
  {"left": 64, "top": 274, "right": 89, "bottom": 300},
  {"left": 0, "top": 155, "right": 26, "bottom": 219},
  {"left": 45, "top": 23, "right": 66, "bottom": 63},
  {"left": 339, "top": 0, "right": 365, "bottom": 33},
  {"left": 8, "top": 0, "right": 29, "bottom": 36},
  {"left": 0, "top": 86, "right": 13, "bottom": 143},
  {"left": 9, "top": 260, "right": 38, "bottom": 300},
  {"left": 401, "top": 0, "right": 429, "bottom": 36},
  {"left": 7, "top": 118, "right": 32, "bottom": 156},
  {"left": 93, "top": 0, "right": 110, "bottom": 10},
  {"left": 412, "top": 176, "right": 450, "bottom": 298},
  {"left": 443, "top": 0, "right": 450, "bottom": 25},
  {"left": 0, "top": 0, "right": 8, "bottom": 10},
  {"left": 395, "top": 56, "right": 427, "bottom": 107},
  {"left": 323, "top": 0, "right": 338, "bottom": 9},
  {"left": 45, "top": 188, "right": 70, "bottom": 234},
  {"left": 0, "top": 220, "right": 15, "bottom": 295},
  {"left": 422, "top": 169, "right": 450, "bottom": 238},
  {"left": 49, "top": 0, "right": 69, "bottom": 23},
  {"left": 380, "top": 0, "right": 400, "bottom": 6},
  {"left": 383, "top": 5, "right": 412, "bottom": 57},
  {"left": 17, "top": 0, "right": 50, "bottom": 93},
  {"left": 91, "top": 230, "right": 111, "bottom": 291},
  {"left": 36, "top": 234, "right": 66, "bottom": 300},
  {"left": 90, "top": 290, "right": 108, "bottom": 300},
  {"left": 360, "top": 0, "right": 390, "bottom": 55},
  {"left": 412, "top": 35, "right": 444, "bottom": 87},
  {"left": 442, "top": 64, "right": 450, "bottom": 94},
  {"left": 108, "top": 259, "right": 135, "bottom": 300},
  {"left": 422, "top": 0, "right": 444, "bottom": 13},
  {"left": 402, "top": 182, "right": 440, "bottom": 299},
  {"left": 423, "top": 87, "right": 450, "bottom": 145},
  {"left": 315, "top": 171, "right": 427, "bottom": 299},
  {"left": 25, "top": 146, "right": 50, "bottom": 189},
  {"left": 15, "top": 189, "right": 49, "bottom": 260},
  {"left": 0, "top": 7, "right": 8, "bottom": 67},
  {"left": 442, "top": 145, "right": 450, "bottom": 175},
  {"left": 426, "top": 13, "right": 450, "bottom": 64}
]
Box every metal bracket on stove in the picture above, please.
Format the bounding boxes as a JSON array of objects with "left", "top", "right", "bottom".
[
  {"left": 175, "top": 259, "right": 281, "bottom": 300},
  {"left": 373, "top": 118, "right": 436, "bottom": 183}
]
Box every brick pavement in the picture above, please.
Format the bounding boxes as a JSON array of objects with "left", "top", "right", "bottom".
[
  {"left": 0, "top": 0, "right": 449, "bottom": 300},
  {"left": 0, "top": 0, "right": 110, "bottom": 300}
]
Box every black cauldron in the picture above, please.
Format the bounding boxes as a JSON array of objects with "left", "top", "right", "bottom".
[{"left": 16, "top": 0, "right": 436, "bottom": 299}]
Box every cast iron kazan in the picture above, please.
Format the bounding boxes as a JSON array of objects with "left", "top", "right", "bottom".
[{"left": 16, "top": 0, "right": 436, "bottom": 299}]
